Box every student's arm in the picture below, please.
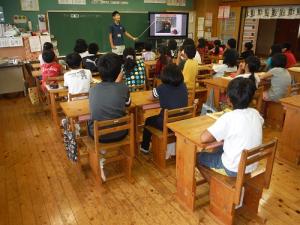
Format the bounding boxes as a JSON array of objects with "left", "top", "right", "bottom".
[
  {"left": 236, "top": 62, "right": 245, "bottom": 75},
  {"left": 109, "top": 33, "right": 116, "bottom": 49},
  {"left": 150, "top": 87, "right": 159, "bottom": 100},
  {"left": 259, "top": 71, "right": 273, "bottom": 80},
  {"left": 125, "top": 31, "right": 138, "bottom": 41},
  {"left": 115, "top": 71, "right": 124, "bottom": 83},
  {"left": 201, "top": 129, "right": 217, "bottom": 143}
]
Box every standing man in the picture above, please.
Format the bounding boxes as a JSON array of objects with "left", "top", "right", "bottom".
[{"left": 109, "top": 11, "right": 138, "bottom": 55}]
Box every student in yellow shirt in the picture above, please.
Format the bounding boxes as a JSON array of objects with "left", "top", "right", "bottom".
[{"left": 182, "top": 45, "right": 198, "bottom": 89}]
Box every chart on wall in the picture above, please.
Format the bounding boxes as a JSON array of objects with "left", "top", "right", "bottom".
[
  {"left": 20, "top": 0, "right": 39, "bottom": 11},
  {"left": 91, "top": 0, "right": 129, "bottom": 4},
  {"left": 58, "top": 0, "right": 86, "bottom": 4},
  {"left": 246, "top": 5, "right": 300, "bottom": 19}
]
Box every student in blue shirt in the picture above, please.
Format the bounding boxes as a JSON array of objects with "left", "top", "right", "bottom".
[{"left": 109, "top": 11, "right": 138, "bottom": 55}]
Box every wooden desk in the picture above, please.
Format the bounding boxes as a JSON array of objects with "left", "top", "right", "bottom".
[
  {"left": 288, "top": 67, "right": 300, "bottom": 83},
  {"left": 203, "top": 78, "right": 229, "bottom": 109},
  {"left": 144, "top": 60, "right": 157, "bottom": 88},
  {"left": 279, "top": 95, "right": 300, "bottom": 165},
  {"left": 167, "top": 116, "right": 215, "bottom": 212},
  {"left": 0, "top": 62, "right": 25, "bottom": 94}
]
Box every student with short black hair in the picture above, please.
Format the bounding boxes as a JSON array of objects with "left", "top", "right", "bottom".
[
  {"left": 240, "top": 42, "right": 254, "bottom": 60},
  {"left": 177, "top": 38, "right": 202, "bottom": 70},
  {"left": 236, "top": 56, "right": 261, "bottom": 88},
  {"left": 197, "top": 37, "right": 208, "bottom": 57},
  {"left": 39, "top": 42, "right": 55, "bottom": 65},
  {"left": 64, "top": 52, "right": 92, "bottom": 98},
  {"left": 140, "top": 64, "right": 188, "bottom": 154},
  {"left": 74, "top": 39, "right": 89, "bottom": 58},
  {"left": 142, "top": 42, "right": 156, "bottom": 61},
  {"left": 197, "top": 77, "right": 263, "bottom": 176},
  {"left": 209, "top": 39, "right": 224, "bottom": 56},
  {"left": 213, "top": 49, "right": 238, "bottom": 77},
  {"left": 41, "top": 50, "right": 62, "bottom": 91},
  {"left": 260, "top": 53, "right": 291, "bottom": 101},
  {"left": 168, "top": 39, "right": 178, "bottom": 58},
  {"left": 182, "top": 44, "right": 198, "bottom": 89},
  {"left": 282, "top": 42, "right": 296, "bottom": 68},
  {"left": 266, "top": 44, "right": 282, "bottom": 71},
  {"left": 88, "top": 53, "right": 130, "bottom": 141},
  {"left": 123, "top": 47, "right": 145, "bottom": 89},
  {"left": 82, "top": 42, "right": 99, "bottom": 72},
  {"left": 155, "top": 45, "right": 172, "bottom": 78},
  {"left": 227, "top": 38, "right": 237, "bottom": 49}
]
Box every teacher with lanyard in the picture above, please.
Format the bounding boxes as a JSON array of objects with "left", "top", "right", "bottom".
[{"left": 109, "top": 11, "right": 138, "bottom": 55}]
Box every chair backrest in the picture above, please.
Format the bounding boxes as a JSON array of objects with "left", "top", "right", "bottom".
[
  {"left": 250, "top": 86, "right": 263, "bottom": 112},
  {"left": 93, "top": 114, "right": 134, "bottom": 150},
  {"left": 68, "top": 92, "right": 89, "bottom": 101},
  {"left": 233, "top": 139, "right": 278, "bottom": 204},
  {"left": 287, "top": 82, "right": 300, "bottom": 96}
]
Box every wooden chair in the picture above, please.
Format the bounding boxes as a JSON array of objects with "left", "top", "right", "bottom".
[
  {"left": 250, "top": 86, "right": 263, "bottom": 113},
  {"left": 145, "top": 61, "right": 156, "bottom": 89},
  {"left": 129, "top": 84, "right": 146, "bottom": 92},
  {"left": 287, "top": 82, "right": 300, "bottom": 96},
  {"left": 197, "top": 139, "right": 278, "bottom": 225},
  {"left": 145, "top": 105, "right": 196, "bottom": 170},
  {"left": 68, "top": 92, "right": 89, "bottom": 101},
  {"left": 82, "top": 114, "right": 134, "bottom": 184}
]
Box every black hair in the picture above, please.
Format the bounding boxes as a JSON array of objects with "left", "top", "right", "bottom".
[
  {"left": 213, "top": 39, "right": 221, "bottom": 55},
  {"left": 227, "top": 77, "right": 256, "bottom": 109},
  {"left": 269, "top": 44, "right": 282, "bottom": 57},
  {"left": 168, "top": 39, "right": 177, "bottom": 51},
  {"left": 184, "top": 45, "right": 196, "bottom": 59},
  {"left": 97, "top": 53, "right": 121, "bottom": 82},
  {"left": 42, "top": 50, "right": 55, "bottom": 63},
  {"left": 158, "top": 45, "right": 171, "bottom": 66},
  {"left": 66, "top": 52, "right": 82, "bottom": 69},
  {"left": 245, "top": 56, "right": 261, "bottom": 87},
  {"left": 160, "top": 63, "right": 183, "bottom": 87},
  {"left": 271, "top": 53, "right": 287, "bottom": 68},
  {"left": 123, "top": 47, "right": 137, "bottom": 76},
  {"left": 144, "top": 42, "right": 153, "bottom": 51},
  {"left": 197, "top": 38, "right": 206, "bottom": 49},
  {"left": 223, "top": 49, "right": 238, "bottom": 67},
  {"left": 74, "top": 39, "right": 88, "bottom": 54},
  {"left": 88, "top": 43, "right": 99, "bottom": 55},
  {"left": 43, "top": 42, "right": 53, "bottom": 51},
  {"left": 282, "top": 43, "right": 291, "bottom": 51},
  {"left": 180, "top": 38, "right": 195, "bottom": 51},
  {"left": 244, "top": 42, "right": 253, "bottom": 51},
  {"left": 227, "top": 38, "right": 237, "bottom": 49},
  {"left": 112, "top": 11, "right": 120, "bottom": 17}
]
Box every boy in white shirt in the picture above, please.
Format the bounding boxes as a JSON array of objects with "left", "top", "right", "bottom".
[
  {"left": 198, "top": 77, "right": 264, "bottom": 176},
  {"left": 142, "top": 42, "right": 156, "bottom": 61},
  {"left": 64, "top": 52, "right": 92, "bottom": 98}
]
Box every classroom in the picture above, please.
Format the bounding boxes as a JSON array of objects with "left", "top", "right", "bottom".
[{"left": 0, "top": 0, "right": 299, "bottom": 224}]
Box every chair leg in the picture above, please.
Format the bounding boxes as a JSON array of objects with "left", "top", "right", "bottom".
[
  {"left": 209, "top": 177, "right": 235, "bottom": 225},
  {"left": 240, "top": 183, "right": 263, "bottom": 215},
  {"left": 121, "top": 145, "right": 134, "bottom": 183},
  {"left": 89, "top": 149, "right": 102, "bottom": 184},
  {"left": 152, "top": 135, "right": 166, "bottom": 170}
]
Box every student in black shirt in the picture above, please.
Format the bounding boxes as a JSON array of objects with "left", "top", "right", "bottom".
[
  {"left": 82, "top": 43, "right": 99, "bottom": 72},
  {"left": 140, "top": 64, "right": 188, "bottom": 154},
  {"left": 240, "top": 42, "right": 254, "bottom": 60}
]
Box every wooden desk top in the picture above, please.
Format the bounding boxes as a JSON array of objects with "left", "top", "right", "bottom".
[
  {"left": 167, "top": 116, "right": 215, "bottom": 148},
  {"left": 280, "top": 95, "right": 300, "bottom": 108},
  {"left": 144, "top": 60, "right": 157, "bottom": 67},
  {"left": 130, "top": 90, "right": 158, "bottom": 107},
  {"left": 203, "top": 77, "right": 229, "bottom": 89},
  {"left": 288, "top": 67, "right": 300, "bottom": 73}
]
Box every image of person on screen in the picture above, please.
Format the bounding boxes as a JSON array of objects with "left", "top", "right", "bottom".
[
  {"left": 109, "top": 11, "right": 138, "bottom": 55},
  {"left": 157, "top": 21, "right": 171, "bottom": 33}
]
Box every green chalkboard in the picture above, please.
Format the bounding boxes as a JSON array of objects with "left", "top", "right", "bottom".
[{"left": 48, "top": 11, "right": 149, "bottom": 55}]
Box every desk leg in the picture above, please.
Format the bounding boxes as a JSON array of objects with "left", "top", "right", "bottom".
[
  {"left": 175, "top": 133, "right": 197, "bottom": 212},
  {"left": 206, "top": 85, "right": 221, "bottom": 110},
  {"left": 49, "top": 92, "right": 59, "bottom": 126}
]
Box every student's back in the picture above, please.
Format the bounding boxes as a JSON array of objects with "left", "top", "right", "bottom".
[
  {"left": 82, "top": 43, "right": 99, "bottom": 72},
  {"left": 182, "top": 45, "right": 198, "bottom": 89},
  {"left": 41, "top": 50, "right": 61, "bottom": 91},
  {"left": 142, "top": 42, "right": 156, "bottom": 61}
]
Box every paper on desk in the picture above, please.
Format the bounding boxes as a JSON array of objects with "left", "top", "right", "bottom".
[{"left": 29, "top": 36, "right": 41, "bottom": 52}]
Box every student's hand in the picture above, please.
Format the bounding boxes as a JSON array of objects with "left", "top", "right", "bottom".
[
  {"left": 111, "top": 45, "right": 117, "bottom": 49},
  {"left": 238, "top": 62, "right": 245, "bottom": 70},
  {"left": 133, "top": 37, "right": 138, "bottom": 42}
]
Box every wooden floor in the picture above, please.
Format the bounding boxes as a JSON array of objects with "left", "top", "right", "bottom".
[{"left": 0, "top": 96, "right": 299, "bottom": 225}]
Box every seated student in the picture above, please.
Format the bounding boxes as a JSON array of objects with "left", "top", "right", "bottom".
[
  {"left": 168, "top": 39, "right": 178, "bottom": 59},
  {"left": 39, "top": 42, "right": 55, "bottom": 65},
  {"left": 197, "top": 77, "right": 263, "bottom": 176},
  {"left": 156, "top": 45, "right": 172, "bottom": 78},
  {"left": 142, "top": 42, "right": 156, "bottom": 61},
  {"left": 74, "top": 39, "right": 90, "bottom": 58},
  {"left": 197, "top": 37, "right": 208, "bottom": 57},
  {"left": 177, "top": 38, "right": 202, "bottom": 70},
  {"left": 64, "top": 52, "right": 92, "bottom": 98},
  {"left": 261, "top": 53, "right": 292, "bottom": 102},
  {"left": 282, "top": 43, "right": 297, "bottom": 68},
  {"left": 123, "top": 47, "right": 145, "bottom": 89},
  {"left": 266, "top": 44, "right": 282, "bottom": 71},
  {"left": 209, "top": 39, "right": 223, "bottom": 56},
  {"left": 236, "top": 56, "right": 261, "bottom": 88},
  {"left": 240, "top": 42, "right": 254, "bottom": 60},
  {"left": 212, "top": 49, "right": 238, "bottom": 77},
  {"left": 88, "top": 53, "right": 130, "bottom": 142},
  {"left": 226, "top": 38, "right": 237, "bottom": 50},
  {"left": 140, "top": 64, "right": 188, "bottom": 154},
  {"left": 41, "top": 50, "right": 62, "bottom": 91},
  {"left": 182, "top": 45, "right": 198, "bottom": 89},
  {"left": 82, "top": 43, "right": 99, "bottom": 72}
]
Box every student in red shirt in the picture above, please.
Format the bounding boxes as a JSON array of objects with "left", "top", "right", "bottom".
[
  {"left": 282, "top": 43, "right": 296, "bottom": 68},
  {"left": 41, "top": 50, "right": 62, "bottom": 91}
]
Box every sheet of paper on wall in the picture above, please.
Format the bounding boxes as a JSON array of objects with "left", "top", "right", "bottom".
[
  {"left": 21, "top": 0, "right": 39, "bottom": 11},
  {"left": 29, "top": 36, "right": 41, "bottom": 52},
  {"left": 205, "top": 19, "right": 212, "bottom": 27},
  {"left": 205, "top": 13, "right": 213, "bottom": 20},
  {"left": 72, "top": 0, "right": 86, "bottom": 4},
  {"left": 223, "top": 6, "right": 231, "bottom": 19},
  {"left": 204, "top": 32, "right": 211, "bottom": 40},
  {"left": 188, "top": 33, "right": 193, "bottom": 39},
  {"left": 40, "top": 35, "right": 51, "bottom": 48},
  {"left": 144, "top": 0, "right": 166, "bottom": 3},
  {"left": 166, "top": 0, "right": 186, "bottom": 6},
  {"left": 197, "top": 31, "right": 204, "bottom": 38},
  {"left": 198, "top": 17, "right": 204, "bottom": 28}
]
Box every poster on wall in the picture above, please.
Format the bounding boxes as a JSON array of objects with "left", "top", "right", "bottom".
[
  {"left": 246, "top": 5, "right": 300, "bottom": 19},
  {"left": 91, "top": 0, "right": 129, "bottom": 4},
  {"left": 144, "top": 0, "right": 166, "bottom": 3},
  {"left": 58, "top": 0, "right": 86, "bottom": 4},
  {"left": 38, "top": 14, "right": 47, "bottom": 32},
  {"left": 166, "top": 0, "right": 186, "bottom": 6},
  {"left": 21, "top": 0, "right": 39, "bottom": 11}
]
